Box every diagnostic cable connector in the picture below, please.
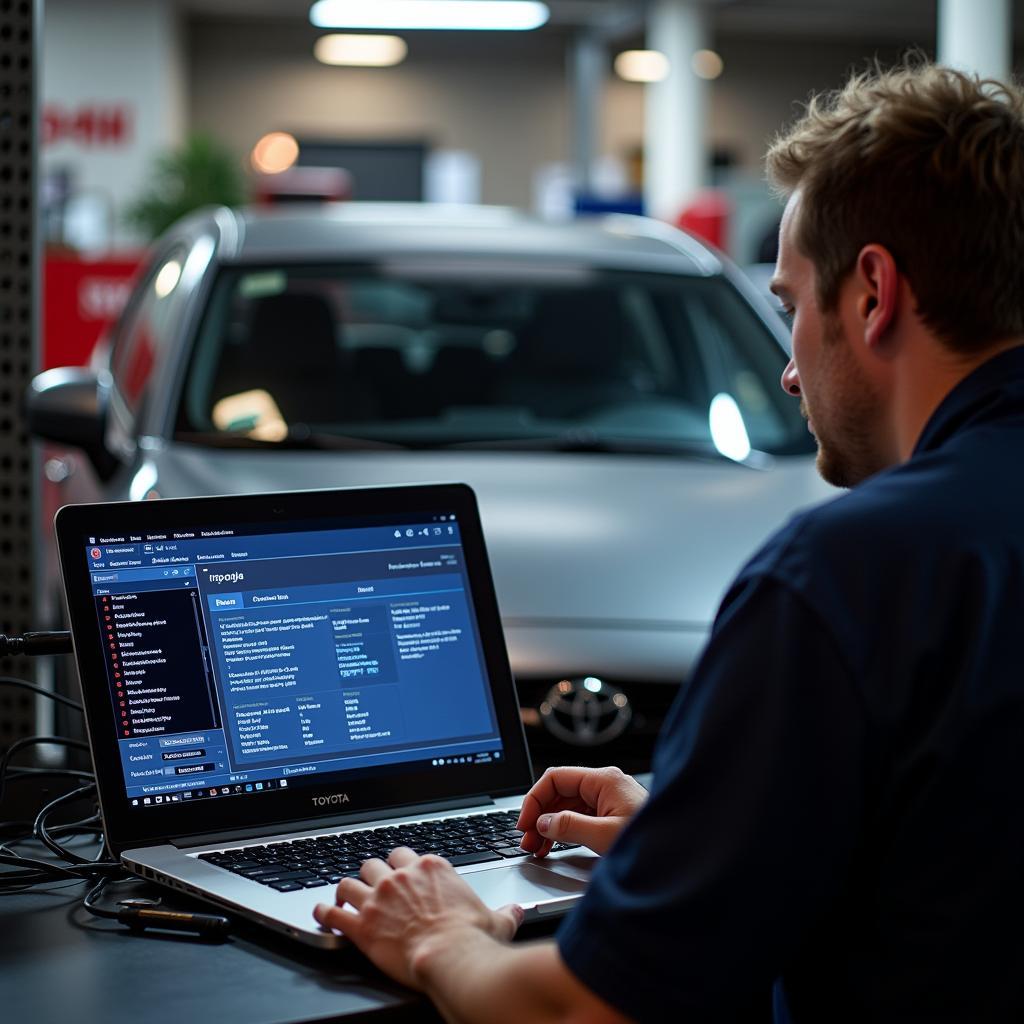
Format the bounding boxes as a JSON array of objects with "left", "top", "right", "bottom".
[{"left": 0, "top": 631, "right": 73, "bottom": 657}]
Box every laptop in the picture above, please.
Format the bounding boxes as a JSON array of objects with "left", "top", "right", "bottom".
[{"left": 56, "top": 482, "right": 596, "bottom": 948}]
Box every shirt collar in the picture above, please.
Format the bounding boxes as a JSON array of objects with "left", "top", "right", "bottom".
[{"left": 913, "top": 344, "right": 1024, "bottom": 456}]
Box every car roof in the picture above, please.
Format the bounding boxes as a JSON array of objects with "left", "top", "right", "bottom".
[{"left": 193, "top": 203, "right": 722, "bottom": 277}]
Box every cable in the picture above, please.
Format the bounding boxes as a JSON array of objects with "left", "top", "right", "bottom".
[
  {"left": 0, "top": 852, "right": 90, "bottom": 883},
  {"left": 0, "top": 658, "right": 230, "bottom": 936},
  {"left": 83, "top": 874, "right": 230, "bottom": 938},
  {"left": 5, "top": 767, "right": 95, "bottom": 784},
  {"left": 33, "top": 784, "right": 118, "bottom": 868},
  {"left": 0, "top": 735, "right": 90, "bottom": 809},
  {"left": 0, "top": 736, "right": 107, "bottom": 888},
  {"left": 0, "top": 631, "right": 73, "bottom": 657},
  {"left": 0, "top": 783, "right": 120, "bottom": 891},
  {"left": 0, "top": 677, "right": 82, "bottom": 712}
]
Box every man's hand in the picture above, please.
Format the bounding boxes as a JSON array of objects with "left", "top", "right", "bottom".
[
  {"left": 517, "top": 765, "right": 648, "bottom": 857},
  {"left": 313, "top": 846, "right": 522, "bottom": 989},
  {"left": 313, "top": 845, "right": 631, "bottom": 1024}
]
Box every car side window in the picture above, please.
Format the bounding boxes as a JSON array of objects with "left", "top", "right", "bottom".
[{"left": 109, "top": 246, "right": 190, "bottom": 426}]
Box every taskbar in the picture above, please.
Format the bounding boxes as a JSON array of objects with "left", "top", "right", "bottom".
[{"left": 129, "top": 747, "right": 504, "bottom": 808}]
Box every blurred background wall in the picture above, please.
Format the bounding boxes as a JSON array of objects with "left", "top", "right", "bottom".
[{"left": 35, "top": 0, "right": 1022, "bottom": 364}]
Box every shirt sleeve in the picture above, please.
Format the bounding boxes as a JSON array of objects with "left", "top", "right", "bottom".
[{"left": 556, "top": 573, "right": 869, "bottom": 1024}]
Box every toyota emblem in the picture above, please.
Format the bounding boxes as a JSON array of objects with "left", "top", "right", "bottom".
[{"left": 539, "top": 677, "right": 632, "bottom": 746}]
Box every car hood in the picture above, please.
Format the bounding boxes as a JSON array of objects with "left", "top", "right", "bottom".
[{"left": 142, "top": 445, "right": 834, "bottom": 648}]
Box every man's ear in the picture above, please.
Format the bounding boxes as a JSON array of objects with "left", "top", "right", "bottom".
[{"left": 855, "top": 244, "right": 900, "bottom": 350}]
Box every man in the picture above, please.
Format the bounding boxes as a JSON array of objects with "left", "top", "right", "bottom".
[{"left": 314, "top": 63, "right": 1024, "bottom": 1021}]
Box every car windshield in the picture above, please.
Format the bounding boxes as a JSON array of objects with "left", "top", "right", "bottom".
[{"left": 175, "top": 263, "right": 812, "bottom": 458}]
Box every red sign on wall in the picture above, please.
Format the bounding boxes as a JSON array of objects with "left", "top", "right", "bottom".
[
  {"left": 43, "top": 255, "right": 143, "bottom": 368},
  {"left": 42, "top": 104, "right": 132, "bottom": 147}
]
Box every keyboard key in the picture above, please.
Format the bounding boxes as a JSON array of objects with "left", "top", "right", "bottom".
[
  {"left": 447, "top": 850, "right": 503, "bottom": 866},
  {"left": 302, "top": 878, "right": 329, "bottom": 888},
  {"left": 238, "top": 866, "right": 284, "bottom": 878},
  {"left": 494, "top": 847, "right": 531, "bottom": 858},
  {"left": 269, "top": 881, "right": 303, "bottom": 892},
  {"left": 259, "top": 870, "right": 318, "bottom": 884}
]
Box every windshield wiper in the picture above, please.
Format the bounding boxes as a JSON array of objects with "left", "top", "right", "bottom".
[{"left": 175, "top": 430, "right": 407, "bottom": 451}]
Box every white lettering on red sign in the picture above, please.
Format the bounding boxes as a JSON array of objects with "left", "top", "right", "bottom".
[
  {"left": 43, "top": 105, "right": 132, "bottom": 147},
  {"left": 78, "top": 279, "right": 132, "bottom": 321}
]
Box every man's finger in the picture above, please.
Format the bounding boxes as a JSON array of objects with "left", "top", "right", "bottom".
[
  {"left": 536, "top": 809, "right": 618, "bottom": 852},
  {"left": 336, "top": 875, "right": 371, "bottom": 908},
  {"left": 493, "top": 903, "right": 525, "bottom": 942},
  {"left": 519, "top": 829, "right": 545, "bottom": 854},
  {"left": 359, "top": 857, "right": 392, "bottom": 884},
  {"left": 388, "top": 846, "right": 418, "bottom": 868},
  {"left": 314, "top": 901, "right": 361, "bottom": 936},
  {"left": 517, "top": 766, "right": 594, "bottom": 829}
]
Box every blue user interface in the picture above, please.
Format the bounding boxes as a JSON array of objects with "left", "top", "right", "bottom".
[{"left": 84, "top": 514, "right": 505, "bottom": 808}]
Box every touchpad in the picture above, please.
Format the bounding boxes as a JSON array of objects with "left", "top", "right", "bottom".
[{"left": 462, "top": 855, "right": 597, "bottom": 910}]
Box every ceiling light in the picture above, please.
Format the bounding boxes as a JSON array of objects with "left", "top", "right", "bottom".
[
  {"left": 251, "top": 132, "right": 299, "bottom": 175},
  {"left": 309, "top": 1, "right": 549, "bottom": 31},
  {"left": 315, "top": 33, "right": 408, "bottom": 65},
  {"left": 691, "top": 49, "right": 724, "bottom": 80},
  {"left": 614, "top": 50, "right": 670, "bottom": 84}
]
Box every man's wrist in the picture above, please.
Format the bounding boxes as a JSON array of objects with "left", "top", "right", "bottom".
[{"left": 409, "top": 922, "right": 494, "bottom": 991}]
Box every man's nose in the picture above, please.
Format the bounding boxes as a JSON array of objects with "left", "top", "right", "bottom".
[{"left": 781, "top": 358, "right": 801, "bottom": 396}]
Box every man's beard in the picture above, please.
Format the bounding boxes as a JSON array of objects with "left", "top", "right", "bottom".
[{"left": 804, "top": 316, "right": 887, "bottom": 489}]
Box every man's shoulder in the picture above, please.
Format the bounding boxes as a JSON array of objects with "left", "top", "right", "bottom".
[
  {"left": 739, "top": 448, "right": 1004, "bottom": 604},
  {"left": 739, "top": 471, "right": 903, "bottom": 583}
]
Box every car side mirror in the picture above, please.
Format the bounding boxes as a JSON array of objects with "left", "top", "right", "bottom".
[{"left": 25, "top": 367, "right": 119, "bottom": 480}]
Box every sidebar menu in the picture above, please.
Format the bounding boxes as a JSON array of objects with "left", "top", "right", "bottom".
[{"left": 102, "top": 587, "right": 221, "bottom": 738}]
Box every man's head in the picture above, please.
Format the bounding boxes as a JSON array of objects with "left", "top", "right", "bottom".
[
  {"left": 774, "top": 193, "right": 891, "bottom": 488},
  {"left": 766, "top": 62, "right": 1024, "bottom": 486}
]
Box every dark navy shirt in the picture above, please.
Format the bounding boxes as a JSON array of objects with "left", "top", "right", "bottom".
[{"left": 557, "top": 346, "right": 1024, "bottom": 1023}]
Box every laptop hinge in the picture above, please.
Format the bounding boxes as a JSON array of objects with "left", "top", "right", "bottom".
[{"left": 167, "top": 796, "right": 491, "bottom": 849}]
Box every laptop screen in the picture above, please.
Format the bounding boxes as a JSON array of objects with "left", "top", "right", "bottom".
[
  {"left": 57, "top": 485, "right": 530, "bottom": 848},
  {"left": 85, "top": 512, "right": 504, "bottom": 809}
]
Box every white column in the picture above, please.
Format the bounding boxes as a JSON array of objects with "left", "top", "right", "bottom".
[
  {"left": 643, "top": 0, "right": 708, "bottom": 222},
  {"left": 569, "top": 32, "right": 605, "bottom": 198},
  {"left": 937, "top": 0, "right": 1011, "bottom": 79},
  {"left": 42, "top": 0, "right": 186, "bottom": 249}
]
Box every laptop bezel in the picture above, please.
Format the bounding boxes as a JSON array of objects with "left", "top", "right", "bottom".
[{"left": 56, "top": 482, "right": 534, "bottom": 856}]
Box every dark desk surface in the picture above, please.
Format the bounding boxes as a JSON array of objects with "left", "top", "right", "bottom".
[
  {"left": 1, "top": 876, "right": 423, "bottom": 1023},
  {"left": 0, "top": 874, "right": 562, "bottom": 1023}
]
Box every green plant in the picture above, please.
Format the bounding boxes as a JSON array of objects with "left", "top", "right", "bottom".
[{"left": 126, "top": 135, "right": 246, "bottom": 240}]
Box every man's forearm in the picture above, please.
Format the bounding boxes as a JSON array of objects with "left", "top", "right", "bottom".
[{"left": 413, "top": 932, "right": 628, "bottom": 1024}]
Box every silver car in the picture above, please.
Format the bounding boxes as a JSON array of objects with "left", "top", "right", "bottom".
[{"left": 29, "top": 203, "right": 832, "bottom": 772}]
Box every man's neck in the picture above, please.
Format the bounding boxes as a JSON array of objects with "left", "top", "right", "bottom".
[{"left": 893, "top": 336, "right": 1024, "bottom": 462}]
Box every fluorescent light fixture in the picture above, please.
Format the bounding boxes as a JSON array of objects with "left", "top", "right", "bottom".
[
  {"left": 691, "top": 49, "right": 724, "bottom": 80},
  {"left": 310, "top": 0, "right": 549, "bottom": 31},
  {"left": 709, "top": 392, "right": 752, "bottom": 462},
  {"left": 251, "top": 131, "right": 299, "bottom": 175},
  {"left": 314, "top": 33, "right": 408, "bottom": 66},
  {"left": 614, "top": 49, "right": 670, "bottom": 83}
]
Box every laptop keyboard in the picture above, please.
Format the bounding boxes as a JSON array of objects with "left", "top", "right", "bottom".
[{"left": 197, "top": 809, "right": 581, "bottom": 892}]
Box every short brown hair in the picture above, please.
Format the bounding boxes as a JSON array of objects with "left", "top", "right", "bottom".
[{"left": 766, "top": 61, "right": 1024, "bottom": 352}]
